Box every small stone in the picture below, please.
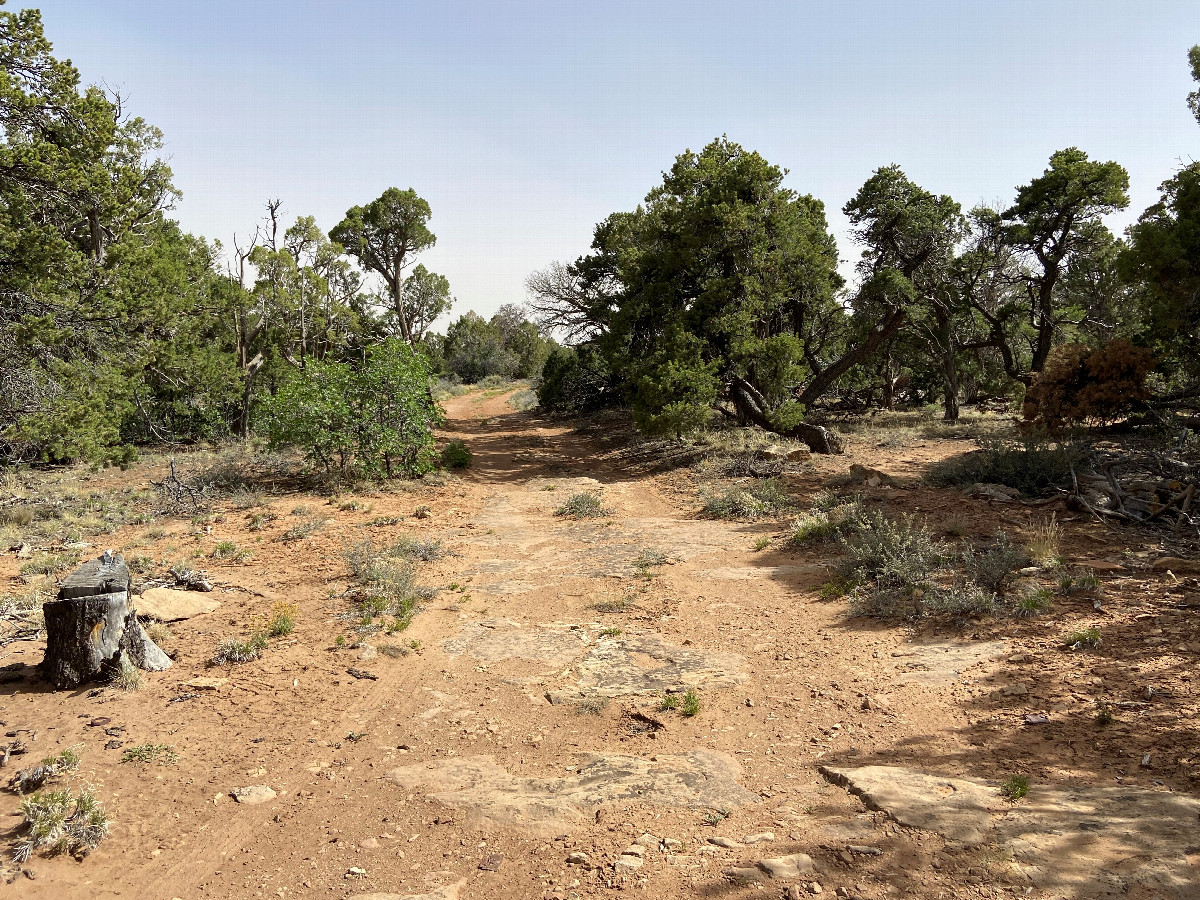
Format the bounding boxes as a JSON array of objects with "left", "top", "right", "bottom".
[
  {"left": 1000, "top": 683, "right": 1029, "bottom": 697},
  {"left": 708, "top": 836, "right": 741, "bottom": 849},
  {"left": 615, "top": 855, "right": 643, "bottom": 874},
  {"left": 478, "top": 852, "right": 504, "bottom": 871},
  {"left": 357, "top": 646, "right": 377, "bottom": 661},
  {"left": 344, "top": 867, "right": 366, "bottom": 878},
  {"left": 1080, "top": 559, "right": 1126, "bottom": 573},
  {"left": 566, "top": 851, "right": 590, "bottom": 865},
  {"left": 787, "top": 448, "right": 811, "bottom": 462},
  {"left": 755, "top": 853, "right": 814, "bottom": 879},
  {"left": 743, "top": 831, "right": 775, "bottom": 844},
  {"left": 811, "top": 884, "right": 823, "bottom": 895},
  {"left": 622, "top": 844, "right": 644, "bottom": 858},
  {"left": 22, "top": 869, "right": 35, "bottom": 880},
  {"left": 847, "top": 845, "right": 881, "bottom": 856},
  {"left": 359, "top": 838, "right": 379, "bottom": 850},
  {"left": 638, "top": 833, "right": 659, "bottom": 849},
  {"left": 231, "top": 785, "right": 276, "bottom": 805},
  {"left": 1007, "top": 654, "right": 1030, "bottom": 663},
  {"left": 745, "top": 698, "right": 754, "bottom": 707},
  {"left": 663, "top": 838, "right": 682, "bottom": 850}
]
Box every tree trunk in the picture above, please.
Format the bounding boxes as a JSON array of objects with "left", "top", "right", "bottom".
[
  {"left": 42, "top": 552, "right": 171, "bottom": 689},
  {"left": 797, "top": 307, "right": 907, "bottom": 408},
  {"left": 730, "top": 377, "right": 845, "bottom": 454}
]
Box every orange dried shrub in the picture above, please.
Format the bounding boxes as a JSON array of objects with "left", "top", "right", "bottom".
[{"left": 1023, "top": 339, "right": 1154, "bottom": 431}]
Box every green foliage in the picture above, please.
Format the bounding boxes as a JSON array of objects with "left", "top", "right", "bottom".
[
  {"left": 1063, "top": 626, "right": 1101, "bottom": 650},
  {"left": 440, "top": 439, "right": 472, "bottom": 469},
  {"left": 926, "top": 435, "right": 1085, "bottom": 497},
  {"left": 536, "top": 344, "right": 613, "bottom": 415},
  {"left": 267, "top": 601, "right": 298, "bottom": 637},
  {"left": 999, "top": 776, "right": 1029, "bottom": 801},
  {"left": 680, "top": 689, "right": 701, "bottom": 717},
  {"left": 441, "top": 305, "right": 553, "bottom": 383},
  {"left": 702, "top": 478, "right": 795, "bottom": 520},
  {"left": 960, "top": 532, "right": 1027, "bottom": 593},
  {"left": 14, "top": 788, "right": 109, "bottom": 862},
  {"left": 259, "top": 339, "right": 441, "bottom": 479},
  {"left": 120, "top": 743, "right": 178, "bottom": 765},
  {"left": 554, "top": 492, "right": 608, "bottom": 518},
  {"left": 212, "top": 630, "right": 268, "bottom": 665}
]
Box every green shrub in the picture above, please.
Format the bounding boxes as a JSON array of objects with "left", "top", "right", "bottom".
[
  {"left": 999, "top": 775, "right": 1029, "bottom": 801},
  {"left": 536, "top": 345, "right": 614, "bottom": 415},
  {"left": 259, "top": 339, "right": 442, "bottom": 479},
  {"left": 555, "top": 492, "right": 608, "bottom": 518},
  {"left": 267, "top": 601, "right": 298, "bottom": 637},
  {"left": 702, "top": 478, "right": 795, "bottom": 520},
  {"left": 960, "top": 532, "right": 1027, "bottom": 593},
  {"left": 440, "top": 440, "right": 472, "bottom": 469},
  {"left": 926, "top": 435, "right": 1086, "bottom": 497},
  {"left": 13, "top": 788, "right": 109, "bottom": 862},
  {"left": 212, "top": 630, "right": 269, "bottom": 665},
  {"left": 789, "top": 496, "right": 866, "bottom": 545}
]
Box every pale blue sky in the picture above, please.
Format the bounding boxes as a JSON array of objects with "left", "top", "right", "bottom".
[{"left": 29, "top": 1, "right": 1200, "bottom": 325}]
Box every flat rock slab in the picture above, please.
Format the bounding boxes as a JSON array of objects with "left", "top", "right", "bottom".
[
  {"left": 349, "top": 884, "right": 462, "bottom": 900},
  {"left": 230, "top": 785, "right": 276, "bottom": 805},
  {"left": 823, "top": 765, "right": 1200, "bottom": 898},
  {"left": 442, "top": 618, "right": 588, "bottom": 666},
  {"left": 136, "top": 587, "right": 220, "bottom": 621},
  {"left": 547, "top": 630, "right": 747, "bottom": 703},
  {"left": 891, "top": 640, "right": 1006, "bottom": 686},
  {"left": 387, "top": 750, "right": 757, "bottom": 836}
]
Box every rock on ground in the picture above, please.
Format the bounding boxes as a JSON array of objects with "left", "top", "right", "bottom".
[
  {"left": 823, "top": 764, "right": 1200, "bottom": 897},
  {"left": 387, "top": 750, "right": 757, "bottom": 836}
]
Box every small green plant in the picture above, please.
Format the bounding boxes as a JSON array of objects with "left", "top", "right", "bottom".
[
  {"left": 440, "top": 440, "right": 473, "bottom": 469},
  {"left": 212, "top": 630, "right": 269, "bottom": 665},
  {"left": 278, "top": 518, "right": 326, "bottom": 542},
  {"left": 702, "top": 808, "right": 731, "bottom": 826},
  {"left": 961, "top": 532, "right": 1027, "bottom": 594},
  {"left": 555, "top": 492, "right": 608, "bottom": 519},
  {"left": 112, "top": 657, "right": 142, "bottom": 692},
  {"left": 589, "top": 596, "right": 635, "bottom": 614},
  {"left": 1057, "top": 569, "right": 1100, "bottom": 595},
  {"left": 337, "top": 499, "right": 372, "bottom": 512},
  {"left": 1025, "top": 515, "right": 1062, "bottom": 568},
  {"left": 144, "top": 621, "right": 172, "bottom": 647},
  {"left": 1095, "top": 701, "right": 1114, "bottom": 727},
  {"left": 366, "top": 515, "right": 403, "bottom": 527},
  {"left": 121, "top": 743, "right": 179, "bottom": 765},
  {"left": 680, "top": 689, "right": 701, "bottom": 717},
  {"left": 408, "top": 639, "right": 422, "bottom": 652},
  {"left": 291, "top": 504, "right": 311, "bottom": 516},
  {"left": 247, "top": 512, "right": 278, "bottom": 531},
  {"left": 8, "top": 747, "right": 82, "bottom": 794},
  {"left": 267, "top": 601, "right": 298, "bottom": 637},
  {"left": 211, "top": 540, "right": 251, "bottom": 561},
  {"left": 334, "top": 634, "right": 347, "bottom": 648},
  {"left": 753, "top": 536, "right": 770, "bottom": 551},
  {"left": 413, "top": 504, "right": 432, "bottom": 519},
  {"left": 1014, "top": 589, "right": 1053, "bottom": 618},
  {"left": 575, "top": 696, "right": 608, "bottom": 716},
  {"left": 941, "top": 514, "right": 969, "bottom": 538},
  {"left": 599, "top": 627, "right": 622, "bottom": 637},
  {"left": 999, "top": 775, "right": 1029, "bottom": 801},
  {"left": 13, "top": 788, "right": 109, "bottom": 862},
  {"left": 19, "top": 552, "right": 78, "bottom": 576},
  {"left": 658, "top": 693, "right": 680, "bottom": 711},
  {"left": 701, "top": 478, "right": 795, "bottom": 520},
  {"left": 1063, "top": 627, "right": 1101, "bottom": 650}
]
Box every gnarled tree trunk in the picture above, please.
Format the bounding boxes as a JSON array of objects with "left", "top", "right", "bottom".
[
  {"left": 42, "top": 552, "right": 171, "bottom": 689},
  {"left": 729, "top": 377, "right": 845, "bottom": 454}
]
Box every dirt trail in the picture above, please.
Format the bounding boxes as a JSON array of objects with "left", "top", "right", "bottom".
[{"left": 3, "top": 391, "right": 1198, "bottom": 899}]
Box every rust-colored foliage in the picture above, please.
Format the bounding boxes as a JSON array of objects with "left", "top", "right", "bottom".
[{"left": 1023, "top": 340, "right": 1154, "bottom": 431}]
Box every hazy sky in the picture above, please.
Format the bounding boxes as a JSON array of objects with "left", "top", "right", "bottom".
[{"left": 28, "top": 1, "right": 1200, "bottom": 326}]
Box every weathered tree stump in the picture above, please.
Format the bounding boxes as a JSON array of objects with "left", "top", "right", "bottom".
[{"left": 42, "top": 551, "right": 171, "bottom": 689}]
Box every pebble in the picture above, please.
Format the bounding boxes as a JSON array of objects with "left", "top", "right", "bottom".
[
  {"left": 708, "top": 836, "right": 741, "bottom": 849},
  {"left": 230, "top": 785, "right": 276, "bottom": 805},
  {"left": 725, "top": 866, "right": 765, "bottom": 883},
  {"left": 345, "top": 867, "right": 366, "bottom": 878},
  {"left": 847, "top": 845, "right": 882, "bottom": 856},
  {"left": 566, "top": 851, "right": 589, "bottom": 865},
  {"left": 743, "top": 831, "right": 775, "bottom": 844},
  {"left": 614, "top": 854, "right": 642, "bottom": 874}
]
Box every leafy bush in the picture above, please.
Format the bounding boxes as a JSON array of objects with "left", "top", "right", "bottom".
[
  {"left": 212, "top": 630, "right": 268, "bottom": 665},
  {"left": 267, "top": 601, "right": 298, "bottom": 637},
  {"left": 789, "top": 495, "right": 866, "bottom": 545},
  {"left": 537, "top": 345, "right": 614, "bottom": 415},
  {"left": 440, "top": 440, "right": 472, "bottom": 469},
  {"left": 13, "top": 788, "right": 109, "bottom": 862},
  {"left": 259, "top": 339, "right": 442, "bottom": 479},
  {"left": 960, "top": 532, "right": 1027, "bottom": 593},
  {"left": 1023, "top": 340, "right": 1153, "bottom": 431},
  {"left": 555, "top": 492, "right": 608, "bottom": 518},
  {"left": 701, "top": 478, "right": 795, "bottom": 520},
  {"left": 926, "top": 435, "right": 1086, "bottom": 497}
]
